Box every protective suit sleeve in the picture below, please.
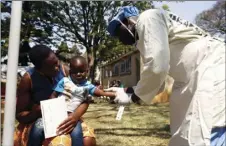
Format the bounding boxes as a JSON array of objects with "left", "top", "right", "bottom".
[{"left": 135, "top": 9, "right": 170, "bottom": 104}]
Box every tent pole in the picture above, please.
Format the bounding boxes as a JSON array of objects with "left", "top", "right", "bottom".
[{"left": 2, "top": 1, "right": 22, "bottom": 146}]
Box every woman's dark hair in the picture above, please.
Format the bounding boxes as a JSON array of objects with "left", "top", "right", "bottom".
[{"left": 29, "top": 45, "right": 53, "bottom": 69}]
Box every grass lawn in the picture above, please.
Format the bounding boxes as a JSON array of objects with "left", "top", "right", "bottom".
[
  {"left": 1, "top": 100, "right": 171, "bottom": 146},
  {"left": 83, "top": 101, "right": 171, "bottom": 146}
]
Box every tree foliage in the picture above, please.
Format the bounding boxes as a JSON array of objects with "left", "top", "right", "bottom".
[
  {"left": 162, "top": 4, "right": 170, "bottom": 11},
  {"left": 195, "top": 1, "right": 226, "bottom": 36},
  {"left": 1, "top": 1, "right": 154, "bottom": 80},
  {"left": 42, "top": 1, "right": 154, "bottom": 80},
  {"left": 1, "top": 1, "right": 55, "bottom": 65}
]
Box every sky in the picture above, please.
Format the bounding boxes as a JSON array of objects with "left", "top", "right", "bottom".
[{"left": 153, "top": 1, "right": 216, "bottom": 23}]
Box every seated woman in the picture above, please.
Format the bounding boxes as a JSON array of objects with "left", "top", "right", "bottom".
[{"left": 14, "top": 45, "right": 96, "bottom": 146}]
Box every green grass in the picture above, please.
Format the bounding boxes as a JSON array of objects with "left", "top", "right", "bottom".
[
  {"left": 83, "top": 101, "right": 170, "bottom": 146},
  {"left": 1, "top": 100, "right": 171, "bottom": 146}
]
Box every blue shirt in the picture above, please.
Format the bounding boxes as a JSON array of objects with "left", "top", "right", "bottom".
[
  {"left": 54, "top": 77, "right": 96, "bottom": 96},
  {"left": 211, "top": 127, "right": 226, "bottom": 146},
  {"left": 78, "top": 80, "right": 96, "bottom": 96},
  {"left": 53, "top": 77, "right": 89, "bottom": 112}
]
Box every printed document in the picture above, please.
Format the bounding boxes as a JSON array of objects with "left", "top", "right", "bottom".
[{"left": 40, "top": 97, "right": 68, "bottom": 138}]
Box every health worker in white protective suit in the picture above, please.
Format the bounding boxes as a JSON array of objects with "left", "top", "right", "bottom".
[{"left": 106, "top": 6, "right": 226, "bottom": 146}]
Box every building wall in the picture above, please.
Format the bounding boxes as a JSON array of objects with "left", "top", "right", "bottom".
[
  {"left": 100, "top": 51, "right": 140, "bottom": 88},
  {"left": 99, "top": 50, "right": 174, "bottom": 104}
]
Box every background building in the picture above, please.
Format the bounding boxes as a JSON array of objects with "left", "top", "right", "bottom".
[{"left": 100, "top": 49, "right": 141, "bottom": 88}]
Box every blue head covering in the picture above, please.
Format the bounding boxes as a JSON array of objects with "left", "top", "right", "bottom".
[{"left": 107, "top": 6, "right": 139, "bottom": 36}]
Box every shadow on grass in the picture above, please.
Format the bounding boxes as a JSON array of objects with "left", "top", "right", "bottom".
[
  {"left": 95, "top": 127, "right": 171, "bottom": 139},
  {"left": 86, "top": 109, "right": 113, "bottom": 113},
  {"left": 126, "top": 107, "right": 169, "bottom": 119},
  {"left": 85, "top": 114, "right": 115, "bottom": 120},
  {"left": 97, "top": 139, "right": 122, "bottom": 146}
]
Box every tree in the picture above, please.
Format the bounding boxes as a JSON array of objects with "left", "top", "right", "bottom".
[
  {"left": 43, "top": 1, "right": 154, "bottom": 81},
  {"left": 55, "top": 42, "right": 83, "bottom": 63},
  {"left": 1, "top": 1, "right": 56, "bottom": 65},
  {"left": 162, "top": 4, "right": 170, "bottom": 11},
  {"left": 195, "top": 1, "right": 226, "bottom": 36},
  {"left": 1, "top": 1, "right": 154, "bottom": 80}
]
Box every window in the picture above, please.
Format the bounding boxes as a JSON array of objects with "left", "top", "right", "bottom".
[
  {"left": 120, "top": 57, "right": 131, "bottom": 75},
  {"left": 120, "top": 61, "right": 126, "bottom": 74},
  {"left": 112, "top": 63, "right": 119, "bottom": 76},
  {"left": 125, "top": 57, "right": 131, "bottom": 73},
  {"left": 105, "top": 70, "right": 108, "bottom": 78},
  {"left": 104, "top": 67, "right": 113, "bottom": 78},
  {"left": 109, "top": 70, "right": 112, "bottom": 77}
]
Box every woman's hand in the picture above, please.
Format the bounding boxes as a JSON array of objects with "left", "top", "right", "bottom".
[
  {"left": 57, "top": 113, "right": 78, "bottom": 135},
  {"left": 32, "top": 104, "right": 41, "bottom": 111},
  {"left": 57, "top": 102, "right": 89, "bottom": 135}
]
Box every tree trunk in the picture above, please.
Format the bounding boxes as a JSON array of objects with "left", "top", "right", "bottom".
[{"left": 89, "top": 46, "right": 98, "bottom": 83}]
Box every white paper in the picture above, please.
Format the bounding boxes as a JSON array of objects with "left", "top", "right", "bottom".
[
  {"left": 116, "top": 106, "right": 124, "bottom": 120},
  {"left": 40, "top": 97, "right": 68, "bottom": 138}
]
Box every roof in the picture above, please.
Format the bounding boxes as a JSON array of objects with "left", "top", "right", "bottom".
[{"left": 100, "top": 49, "right": 139, "bottom": 67}]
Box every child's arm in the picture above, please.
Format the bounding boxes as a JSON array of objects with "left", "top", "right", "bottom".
[
  {"left": 94, "top": 86, "right": 131, "bottom": 98},
  {"left": 51, "top": 77, "right": 71, "bottom": 99},
  {"left": 94, "top": 88, "right": 116, "bottom": 98}
]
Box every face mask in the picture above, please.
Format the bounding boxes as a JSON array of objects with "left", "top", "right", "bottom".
[
  {"left": 128, "top": 18, "right": 138, "bottom": 48},
  {"left": 118, "top": 18, "right": 135, "bottom": 38},
  {"left": 118, "top": 18, "right": 138, "bottom": 47}
]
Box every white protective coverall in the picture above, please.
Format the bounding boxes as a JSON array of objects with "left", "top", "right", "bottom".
[{"left": 134, "top": 9, "right": 225, "bottom": 146}]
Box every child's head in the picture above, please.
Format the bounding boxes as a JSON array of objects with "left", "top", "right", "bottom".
[
  {"left": 93, "top": 80, "right": 100, "bottom": 86},
  {"left": 69, "top": 56, "right": 89, "bottom": 83}
]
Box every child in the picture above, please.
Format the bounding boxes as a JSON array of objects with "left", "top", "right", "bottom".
[
  {"left": 67, "top": 56, "right": 116, "bottom": 99},
  {"left": 93, "top": 80, "right": 103, "bottom": 90},
  {"left": 49, "top": 68, "right": 90, "bottom": 146},
  {"left": 51, "top": 77, "right": 90, "bottom": 113},
  {"left": 50, "top": 55, "right": 117, "bottom": 146}
]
